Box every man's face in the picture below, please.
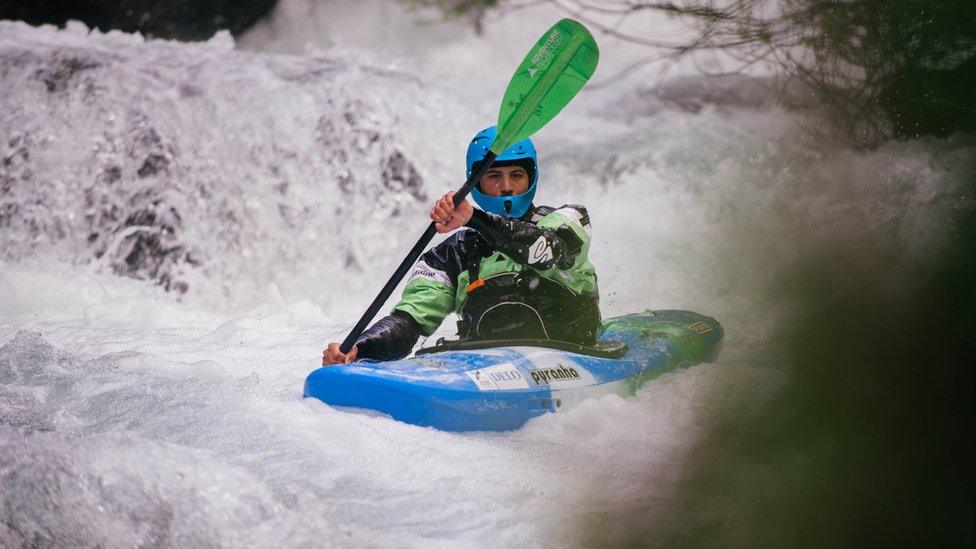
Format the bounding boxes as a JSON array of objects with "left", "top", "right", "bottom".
[{"left": 479, "top": 165, "right": 530, "bottom": 197}]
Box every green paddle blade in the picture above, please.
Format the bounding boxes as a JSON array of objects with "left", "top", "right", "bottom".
[{"left": 492, "top": 19, "right": 599, "bottom": 153}]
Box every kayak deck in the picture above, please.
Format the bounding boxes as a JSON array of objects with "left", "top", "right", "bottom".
[
  {"left": 416, "top": 337, "right": 629, "bottom": 358},
  {"left": 304, "top": 310, "right": 724, "bottom": 431}
]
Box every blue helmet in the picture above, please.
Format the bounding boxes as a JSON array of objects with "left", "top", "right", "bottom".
[{"left": 466, "top": 126, "right": 538, "bottom": 218}]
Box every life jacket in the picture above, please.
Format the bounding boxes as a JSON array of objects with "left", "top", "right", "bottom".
[{"left": 456, "top": 269, "right": 601, "bottom": 345}]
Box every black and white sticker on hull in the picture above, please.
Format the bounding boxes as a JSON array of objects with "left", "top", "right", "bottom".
[
  {"left": 522, "top": 351, "right": 594, "bottom": 388},
  {"left": 465, "top": 363, "right": 530, "bottom": 391}
]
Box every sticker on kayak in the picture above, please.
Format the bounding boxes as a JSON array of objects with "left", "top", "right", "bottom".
[
  {"left": 521, "top": 350, "right": 596, "bottom": 388},
  {"left": 686, "top": 320, "right": 714, "bottom": 334},
  {"left": 465, "top": 363, "right": 529, "bottom": 391}
]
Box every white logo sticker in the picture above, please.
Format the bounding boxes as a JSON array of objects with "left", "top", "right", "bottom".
[
  {"left": 465, "top": 363, "right": 529, "bottom": 391},
  {"left": 520, "top": 350, "right": 595, "bottom": 389},
  {"left": 529, "top": 365, "right": 581, "bottom": 386}
]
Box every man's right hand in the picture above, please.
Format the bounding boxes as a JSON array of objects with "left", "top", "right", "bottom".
[
  {"left": 430, "top": 191, "right": 473, "bottom": 233},
  {"left": 322, "top": 343, "right": 358, "bottom": 366}
]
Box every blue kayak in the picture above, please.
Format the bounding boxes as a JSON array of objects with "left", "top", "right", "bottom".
[{"left": 304, "top": 310, "right": 723, "bottom": 431}]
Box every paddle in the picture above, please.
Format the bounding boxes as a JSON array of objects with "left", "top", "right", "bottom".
[{"left": 339, "top": 19, "right": 599, "bottom": 353}]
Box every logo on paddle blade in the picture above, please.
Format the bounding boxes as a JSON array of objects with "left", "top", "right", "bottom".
[{"left": 531, "top": 28, "right": 565, "bottom": 66}]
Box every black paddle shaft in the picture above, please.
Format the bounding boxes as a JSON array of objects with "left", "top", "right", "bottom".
[{"left": 339, "top": 151, "right": 498, "bottom": 353}]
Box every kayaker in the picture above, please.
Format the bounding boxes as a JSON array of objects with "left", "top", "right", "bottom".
[{"left": 322, "top": 125, "right": 600, "bottom": 365}]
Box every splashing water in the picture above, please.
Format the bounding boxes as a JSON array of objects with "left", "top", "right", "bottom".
[{"left": 1, "top": 7, "right": 973, "bottom": 548}]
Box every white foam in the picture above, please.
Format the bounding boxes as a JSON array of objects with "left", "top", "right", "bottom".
[{"left": 1, "top": 9, "right": 972, "bottom": 548}]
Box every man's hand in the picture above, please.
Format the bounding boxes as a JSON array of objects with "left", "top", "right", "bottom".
[
  {"left": 322, "top": 343, "right": 358, "bottom": 366},
  {"left": 430, "top": 191, "right": 473, "bottom": 234}
]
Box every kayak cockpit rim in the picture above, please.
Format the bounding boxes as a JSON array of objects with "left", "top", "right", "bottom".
[{"left": 415, "top": 337, "right": 628, "bottom": 359}]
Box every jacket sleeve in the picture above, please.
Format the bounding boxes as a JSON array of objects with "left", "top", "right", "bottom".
[
  {"left": 354, "top": 310, "right": 424, "bottom": 361},
  {"left": 465, "top": 207, "right": 588, "bottom": 270},
  {"left": 391, "top": 230, "right": 486, "bottom": 334}
]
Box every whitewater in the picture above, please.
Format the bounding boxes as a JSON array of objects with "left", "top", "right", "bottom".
[{"left": 2, "top": 1, "right": 973, "bottom": 547}]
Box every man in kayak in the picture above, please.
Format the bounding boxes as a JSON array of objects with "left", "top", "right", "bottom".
[{"left": 322, "top": 125, "right": 600, "bottom": 365}]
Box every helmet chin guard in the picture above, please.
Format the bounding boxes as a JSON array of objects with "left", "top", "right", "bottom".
[{"left": 465, "top": 126, "right": 538, "bottom": 218}]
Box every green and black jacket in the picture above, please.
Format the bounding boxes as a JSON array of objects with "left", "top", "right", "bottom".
[{"left": 355, "top": 204, "right": 600, "bottom": 361}]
